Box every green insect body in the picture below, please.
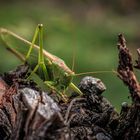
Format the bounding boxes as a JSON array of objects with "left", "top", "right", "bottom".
[{"left": 0, "top": 24, "right": 83, "bottom": 102}]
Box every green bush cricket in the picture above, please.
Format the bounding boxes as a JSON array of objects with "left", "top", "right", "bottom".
[{"left": 0, "top": 24, "right": 114, "bottom": 102}]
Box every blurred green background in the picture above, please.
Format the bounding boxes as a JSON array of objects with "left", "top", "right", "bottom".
[{"left": 0, "top": 0, "right": 140, "bottom": 110}]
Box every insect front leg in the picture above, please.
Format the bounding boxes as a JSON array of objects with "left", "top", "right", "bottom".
[
  {"left": 44, "top": 81, "right": 68, "bottom": 102},
  {"left": 69, "top": 82, "right": 83, "bottom": 96}
]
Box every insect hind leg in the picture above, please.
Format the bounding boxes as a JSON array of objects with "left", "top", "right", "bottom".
[{"left": 27, "top": 24, "right": 50, "bottom": 81}]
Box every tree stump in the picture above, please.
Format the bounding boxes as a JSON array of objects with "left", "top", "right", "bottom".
[{"left": 0, "top": 34, "right": 140, "bottom": 140}]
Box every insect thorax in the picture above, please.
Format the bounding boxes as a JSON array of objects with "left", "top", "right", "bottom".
[{"left": 52, "top": 62, "right": 73, "bottom": 90}]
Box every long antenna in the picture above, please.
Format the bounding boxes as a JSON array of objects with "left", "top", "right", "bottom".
[
  {"left": 0, "top": 33, "right": 25, "bottom": 62},
  {"left": 71, "top": 22, "right": 76, "bottom": 71},
  {"left": 7, "top": 47, "right": 25, "bottom": 62},
  {"left": 74, "top": 70, "right": 117, "bottom": 76},
  {"left": 71, "top": 45, "right": 76, "bottom": 71}
]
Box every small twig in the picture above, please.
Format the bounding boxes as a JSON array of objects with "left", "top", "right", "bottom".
[
  {"left": 134, "top": 48, "right": 140, "bottom": 69},
  {"left": 64, "top": 98, "right": 85, "bottom": 124},
  {"left": 117, "top": 34, "right": 140, "bottom": 100}
]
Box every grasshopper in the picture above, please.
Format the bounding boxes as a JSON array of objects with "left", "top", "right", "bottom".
[
  {"left": 0, "top": 24, "right": 84, "bottom": 102},
  {"left": 0, "top": 24, "right": 114, "bottom": 102}
]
